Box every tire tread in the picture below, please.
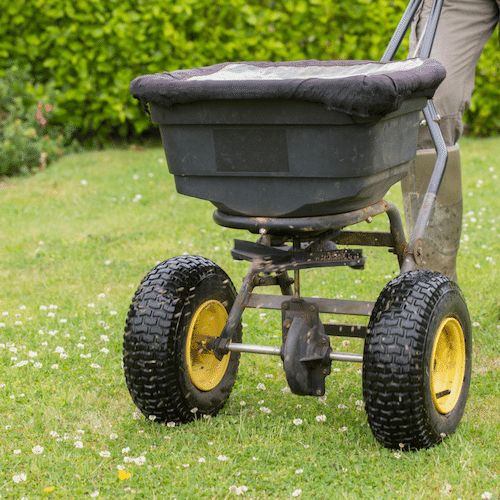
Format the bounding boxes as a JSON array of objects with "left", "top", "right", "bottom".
[
  {"left": 123, "top": 256, "right": 238, "bottom": 423},
  {"left": 362, "top": 270, "right": 469, "bottom": 449}
]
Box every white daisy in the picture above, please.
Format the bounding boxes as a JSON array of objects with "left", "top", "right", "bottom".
[{"left": 12, "top": 473, "right": 27, "bottom": 483}]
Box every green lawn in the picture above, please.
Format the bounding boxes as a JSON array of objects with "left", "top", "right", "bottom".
[{"left": 0, "top": 137, "right": 498, "bottom": 498}]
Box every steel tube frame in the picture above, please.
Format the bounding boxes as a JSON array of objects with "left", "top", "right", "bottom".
[
  {"left": 418, "top": 0, "right": 444, "bottom": 59},
  {"left": 226, "top": 342, "right": 363, "bottom": 363},
  {"left": 330, "top": 352, "right": 363, "bottom": 363},
  {"left": 382, "top": 0, "right": 448, "bottom": 272},
  {"left": 386, "top": 202, "right": 407, "bottom": 266},
  {"left": 382, "top": 0, "right": 443, "bottom": 61},
  {"left": 381, "top": 0, "right": 423, "bottom": 62},
  {"left": 401, "top": 100, "right": 449, "bottom": 273},
  {"left": 213, "top": 200, "right": 391, "bottom": 235},
  {"left": 217, "top": 263, "right": 258, "bottom": 349},
  {"left": 227, "top": 343, "right": 281, "bottom": 356},
  {"left": 247, "top": 294, "right": 374, "bottom": 317}
]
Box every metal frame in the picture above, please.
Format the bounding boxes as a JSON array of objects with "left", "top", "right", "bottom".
[
  {"left": 211, "top": 199, "right": 403, "bottom": 362},
  {"left": 383, "top": 0, "right": 449, "bottom": 272},
  {"left": 209, "top": 0, "right": 448, "bottom": 368}
]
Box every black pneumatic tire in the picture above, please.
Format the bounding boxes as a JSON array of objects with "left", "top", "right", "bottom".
[
  {"left": 123, "top": 255, "right": 241, "bottom": 424},
  {"left": 362, "top": 270, "right": 472, "bottom": 450}
]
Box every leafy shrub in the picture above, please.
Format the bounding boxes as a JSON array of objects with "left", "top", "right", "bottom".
[
  {"left": 0, "top": 0, "right": 497, "bottom": 141},
  {"left": 0, "top": 67, "right": 75, "bottom": 176}
]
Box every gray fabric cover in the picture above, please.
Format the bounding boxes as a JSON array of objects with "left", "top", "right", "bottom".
[{"left": 130, "top": 59, "right": 445, "bottom": 118}]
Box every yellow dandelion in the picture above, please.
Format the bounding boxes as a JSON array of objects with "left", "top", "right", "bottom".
[
  {"left": 43, "top": 486, "right": 56, "bottom": 494},
  {"left": 118, "top": 469, "right": 132, "bottom": 481}
]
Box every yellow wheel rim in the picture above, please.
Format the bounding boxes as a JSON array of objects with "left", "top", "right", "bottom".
[
  {"left": 430, "top": 317, "right": 466, "bottom": 414},
  {"left": 185, "top": 300, "right": 230, "bottom": 391}
]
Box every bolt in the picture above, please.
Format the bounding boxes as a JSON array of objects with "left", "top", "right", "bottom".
[{"left": 309, "top": 305, "right": 316, "bottom": 312}]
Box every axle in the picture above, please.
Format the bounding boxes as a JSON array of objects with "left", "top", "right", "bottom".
[{"left": 226, "top": 342, "right": 363, "bottom": 363}]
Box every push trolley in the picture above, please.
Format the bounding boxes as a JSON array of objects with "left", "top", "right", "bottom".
[{"left": 125, "top": 0, "right": 471, "bottom": 449}]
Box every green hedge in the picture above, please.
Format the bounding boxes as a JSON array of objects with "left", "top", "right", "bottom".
[{"left": 1, "top": 0, "right": 498, "bottom": 140}]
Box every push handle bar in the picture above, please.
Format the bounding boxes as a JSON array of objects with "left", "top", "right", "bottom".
[
  {"left": 382, "top": 0, "right": 450, "bottom": 273},
  {"left": 381, "top": 0, "right": 422, "bottom": 62},
  {"left": 381, "top": 0, "right": 444, "bottom": 62}
]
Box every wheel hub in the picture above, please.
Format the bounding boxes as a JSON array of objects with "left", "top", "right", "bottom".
[
  {"left": 430, "top": 316, "right": 466, "bottom": 414},
  {"left": 185, "top": 300, "right": 230, "bottom": 391}
]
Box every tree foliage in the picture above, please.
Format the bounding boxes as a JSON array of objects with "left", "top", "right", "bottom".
[{"left": 0, "top": 0, "right": 497, "bottom": 141}]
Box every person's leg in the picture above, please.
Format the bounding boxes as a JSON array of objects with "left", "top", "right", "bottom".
[
  {"left": 402, "top": 145, "right": 462, "bottom": 278},
  {"left": 403, "top": 0, "right": 499, "bottom": 280}
]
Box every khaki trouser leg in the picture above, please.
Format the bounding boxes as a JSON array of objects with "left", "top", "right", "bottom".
[{"left": 403, "top": 0, "right": 499, "bottom": 280}]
